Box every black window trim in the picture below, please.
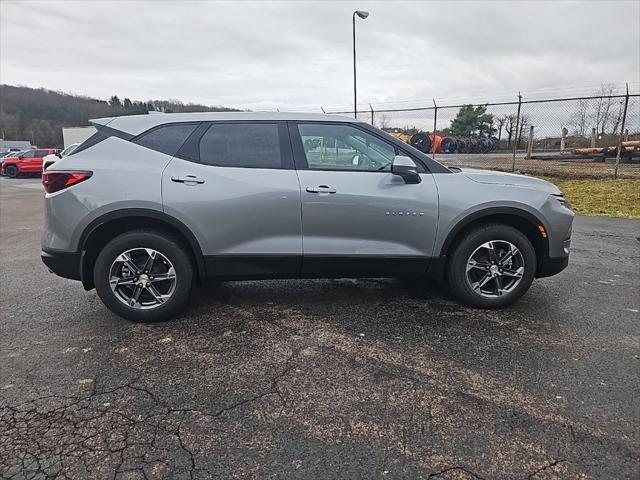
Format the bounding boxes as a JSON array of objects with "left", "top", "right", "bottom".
[
  {"left": 174, "top": 120, "right": 294, "bottom": 170},
  {"left": 287, "top": 120, "right": 431, "bottom": 174},
  {"left": 131, "top": 121, "right": 202, "bottom": 158},
  {"left": 71, "top": 125, "right": 134, "bottom": 156}
]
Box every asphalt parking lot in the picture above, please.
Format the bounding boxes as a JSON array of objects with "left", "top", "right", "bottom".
[{"left": 1, "top": 176, "right": 638, "bottom": 479}]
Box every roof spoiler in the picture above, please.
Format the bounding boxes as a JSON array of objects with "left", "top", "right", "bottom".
[{"left": 88, "top": 116, "right": 116, "bottom": 128}]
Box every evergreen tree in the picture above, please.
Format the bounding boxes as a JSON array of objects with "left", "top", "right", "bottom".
[
  {"left": 109, "top": 95, "right": 122, "bottom": 109},
  {"left": 448, "top": 105, "right": 494, "bottom": 138}
]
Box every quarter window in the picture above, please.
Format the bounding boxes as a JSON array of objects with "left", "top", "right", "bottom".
[
  {"left": 297, "top": 123, "right": 397, "bottom": 171},
  {"left": 135, "top": 123, "right": 198, "bottom": 156},
  {"left": 198, "top": 123, "right": 282, "bottom": 169}
]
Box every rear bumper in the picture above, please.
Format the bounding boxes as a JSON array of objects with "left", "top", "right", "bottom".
[
  {"left": 536, "top": 254, "right": 569, "bottom": 278},
  {"left": 41, "top": 249, "right": 81, "bottom": 281}
]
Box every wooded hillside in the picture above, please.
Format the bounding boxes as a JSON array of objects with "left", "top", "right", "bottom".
[{"left": 0, "top": 84, "right": 240, "bottom": 147}]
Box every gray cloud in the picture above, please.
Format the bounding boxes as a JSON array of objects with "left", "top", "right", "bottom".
[{"left": 1, "top": 0, "right": 638, "bottom": 111}]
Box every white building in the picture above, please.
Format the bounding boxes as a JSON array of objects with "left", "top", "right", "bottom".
[
  {"left": 0, "top": 139, "right": 32, "bottom": 154},
  {"left": 62, "top": 126, "right": 96, "bottom": 148}
]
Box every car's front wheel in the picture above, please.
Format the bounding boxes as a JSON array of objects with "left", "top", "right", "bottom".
[
  {"left": 94, "top": 230, "right": 193, "bottom": 322},
  {"left": 446, "top": 224, "right": 536, "bottom": 308},
  {"left": 5, "top": 165, "right": 19, "bottom": 178}
]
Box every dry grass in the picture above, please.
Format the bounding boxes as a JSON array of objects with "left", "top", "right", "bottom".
[{"left": 552, "top": 179, "right": 640, "bottom": 219}]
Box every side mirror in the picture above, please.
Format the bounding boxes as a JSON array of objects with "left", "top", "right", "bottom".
[
  {"left": 55, "top": 152, "right": 62, "bottom": 158},
  {"left": 391, "top": 155, "right": 421, "bottom": 184}
]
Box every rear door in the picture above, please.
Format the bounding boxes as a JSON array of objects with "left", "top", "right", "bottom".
[
  {"left": 162, "top": 121, "right": 303, "bottom": 278},
  {"left": 32, "top": 150, "right": 51, "bottom": 172},
  {"left": 290, "top": 122, "right": 439, "bottom": 277}
]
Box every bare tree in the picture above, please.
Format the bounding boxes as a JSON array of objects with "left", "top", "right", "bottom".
[
  {"left": 501, "top": 114, "right": 517, "bottom": 148},
  {"left": 496, "top": 116, "right": 505, "bottom": 141},
  {"left": 517, "top": 114, "right": 530, "bottom": 149},
  {"left": 610, "top": 98, "right": 625, "bottom": 136},
  {"left": 377, "top": 114, "right": 390, "bottom": 130},
  {"left": 592, "top": 83, "right": 618, "bottom": 136},
  {"left": 570, "top": 98, "right": 589, "bottom": 137}
]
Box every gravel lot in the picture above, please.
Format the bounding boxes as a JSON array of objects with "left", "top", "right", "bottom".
[{"left": 1, "top": 176, "right": 638, "bottom": 479}]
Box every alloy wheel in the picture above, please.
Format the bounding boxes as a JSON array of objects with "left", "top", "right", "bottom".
[
  {"left": 465, "top": 240, "right": 525, "bottom": 298},
  {"left": 109, "top": 248, "right": 177, "bottom": 309}
]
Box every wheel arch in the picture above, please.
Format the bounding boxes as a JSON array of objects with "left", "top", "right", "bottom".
[
  {"left": 439, "top": 207, "right": 549, "bottom": 275},
  {"left": 3, "top": 163, "right": 19, "bottom": 174},
  {"left": 79, "top": 209, "right": 206, "bottom": 290}
]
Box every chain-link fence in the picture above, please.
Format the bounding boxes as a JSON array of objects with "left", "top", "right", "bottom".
[{"left": 324, "top": 92, "right": 640, "bottom": 179}]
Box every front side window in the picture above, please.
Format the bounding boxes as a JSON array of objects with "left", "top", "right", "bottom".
[
  {"left": 135, "top": 123, "right": 198, "bottom": 157},
  {"left": 297, "top": 123, "right": 397, "bottom": 171},
  {"left": 199, "top": 123, "right": 281, "bottom": 169},
  {"left": 20, "top": 151, "right": 36, "bottom": 158}
]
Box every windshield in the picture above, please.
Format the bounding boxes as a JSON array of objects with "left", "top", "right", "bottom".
[{"left": 61, "top": 144, "right": 79, "bottom": 156}]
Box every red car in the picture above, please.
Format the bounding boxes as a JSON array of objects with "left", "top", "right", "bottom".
[{"left": 1, "top": 148, "right": 59, "bottom": 178}]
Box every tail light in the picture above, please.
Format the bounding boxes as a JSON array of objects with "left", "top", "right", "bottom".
[{"left": 42, "top": 171, "right": 93, "bottom": 193}]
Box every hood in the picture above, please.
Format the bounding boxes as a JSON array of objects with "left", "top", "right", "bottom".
[{"left": 460, "top": 168, "right": 560, "bottom": 194}]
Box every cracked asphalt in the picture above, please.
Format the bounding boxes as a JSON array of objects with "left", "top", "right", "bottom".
[{"left": 1, "top": 176, "right": 639, "bottom": 479}]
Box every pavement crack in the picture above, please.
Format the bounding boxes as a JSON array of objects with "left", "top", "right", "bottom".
[
  {"left": 176, "top": 411, "right": 197, "bottom": 480},
  {"left": 1, "top": 343, "right": 301, "bottom": 479},
  {"left": 527, "top": 459, "right": 563, "bottom": 479}
]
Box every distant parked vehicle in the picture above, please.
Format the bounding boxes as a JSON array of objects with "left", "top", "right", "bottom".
[
  {"left": 1, "top": 150, "right": 23, "bottom": 157},
  {"left": 1, "top": 148, "right": 58, "bottom": 178},
  {"left": 0, "top": 150, "right": 23, "bottom": 162},
  {"left": 0, "top": 151, "right": 24, "bottom": 175},
  {"left": 0, "top": 151, "right": 19, "bottom": 172},
  {"left": 43, "top": 143, "right": 80, "bottom": 171}
]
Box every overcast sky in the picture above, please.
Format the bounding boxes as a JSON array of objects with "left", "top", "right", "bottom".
[{"left": 1, "top": 0, "right": 639, "bottom": 111}]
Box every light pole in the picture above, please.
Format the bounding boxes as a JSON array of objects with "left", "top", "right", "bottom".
[{"left": 353, "top": 10, "right": 369, "bottom": 119}]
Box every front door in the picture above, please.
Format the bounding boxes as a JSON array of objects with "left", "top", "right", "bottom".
[
  {"left": 162, "top": 121, "right": 303, "bottom": 279},
  {"left": 290, "top": 122, "right": 439, "bottom": 277},
  {"left": 18, "top": 150, "right": 39, "bottom": 172}
]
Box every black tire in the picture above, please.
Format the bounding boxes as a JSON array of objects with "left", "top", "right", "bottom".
[
  {"left": 94, "top": 230, "right": 193, "bottom": 322},
  {"left": 5, "top": 165, "right": 18, "bottom": 178},
  {"left": 445, "top": 224, "right": 536, "bottom": 308},
  {"left": 410, "top": 132, "right": 432, "bottom": 153}
]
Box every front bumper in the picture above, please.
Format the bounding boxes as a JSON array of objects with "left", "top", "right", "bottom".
[
  {"left": 536, "top": 254, "right": 569, "bottom": 278},
  {"left": 41, "top": 249, "right": 82, "bottom": 281}
]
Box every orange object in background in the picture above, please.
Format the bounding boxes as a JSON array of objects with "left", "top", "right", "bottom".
[{"left": 429, "top": 133, "right": 443, "bottom": 154}]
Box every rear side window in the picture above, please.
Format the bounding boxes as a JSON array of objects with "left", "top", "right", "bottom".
[
  {"left": 71, "top": 125, "right": 133, "bottom": 156},
  {"left": 134, "top": 123, "right": 198, "bottom": 157},
  {"left": 198, "top": 123, "right": 281, "bottom": 169}
]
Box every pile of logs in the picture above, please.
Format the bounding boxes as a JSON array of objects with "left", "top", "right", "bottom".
[{"left": 572, "top": 140, "right": 640, "bottom": 157}]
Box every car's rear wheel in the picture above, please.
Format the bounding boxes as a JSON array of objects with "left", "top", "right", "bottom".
[
  {"left": 446, "top": 224, "right": 536, "bottom": 308},
  {"left": 94, "top": 230, "right": 193, "bottom": 322},
  {"left": 5, "top": 165, "right": 18, "bottom": 178}
]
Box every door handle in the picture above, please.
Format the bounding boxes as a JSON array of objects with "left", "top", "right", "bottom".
[
  {"left": 171, "top": 175, "right": 205, "bottom": 185},
  {"left": 306, "top": 185, "right": 336, "bottom": 194}
]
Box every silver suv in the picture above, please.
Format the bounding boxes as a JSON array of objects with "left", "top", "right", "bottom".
[{"left": 41, "top": 112, "right": 573, "bottom": 322}]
